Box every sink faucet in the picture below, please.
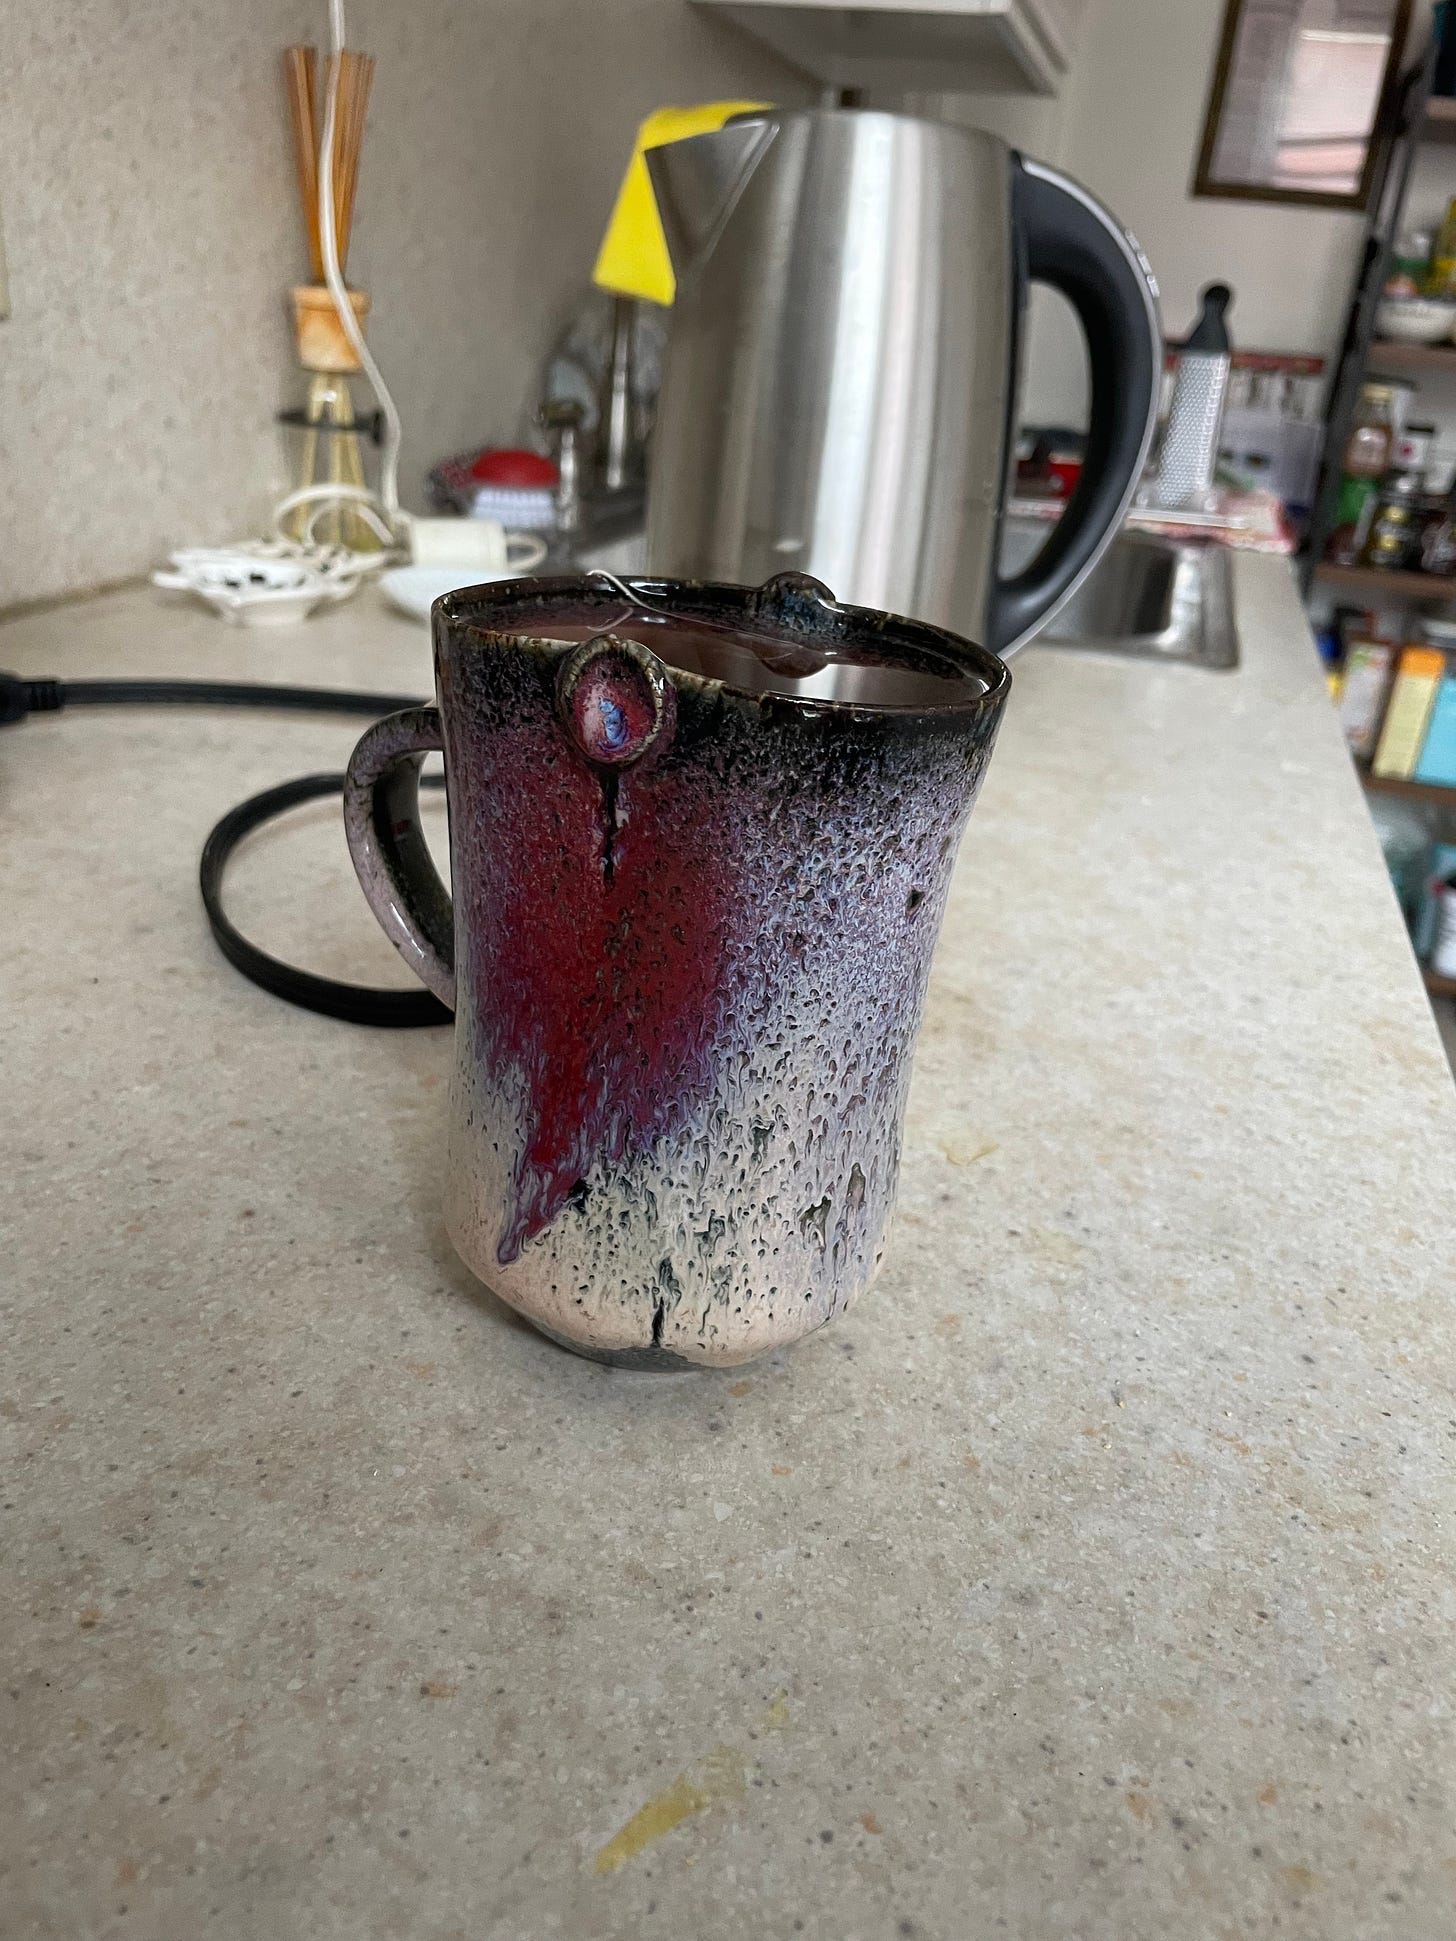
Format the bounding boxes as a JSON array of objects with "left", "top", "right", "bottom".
[
  {"left": 539, "top": 397, "right": 585, "bottom": 539},
  {"left": 598, "top": 295, "right": 640, "bottom": 495}
]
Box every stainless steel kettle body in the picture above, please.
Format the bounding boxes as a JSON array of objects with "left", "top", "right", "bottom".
[{"left": 644, "top": 110, "right": 1161, "bottom": 657}]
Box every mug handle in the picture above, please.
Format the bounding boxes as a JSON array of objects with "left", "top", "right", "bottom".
[
  {"left": 505, "top": 531, "right": 549, "bottom": 573},
  {"left": 342, "top": 707, "right": 456, "bottom": 1010}
]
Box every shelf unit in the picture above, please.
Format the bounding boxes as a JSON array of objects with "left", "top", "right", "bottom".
[
  {"left": 1301, "top": 40, "right": 1441, "bottom": 589},
  {"left": 1313, "top": 561, "right": 1456, "bottom": 600},
  {"left": 1359, "top": 766, "right": 1456, "bottom": 803},
  {"left": 1354, "top": 768, "right": 1456, "bottom": 1004},
  {"left": 1367, "top": 338, "right": 1456, "bottom": 373},
  {"left": 1291, "top": 42, "right": 1456, "bottom": 1014}
]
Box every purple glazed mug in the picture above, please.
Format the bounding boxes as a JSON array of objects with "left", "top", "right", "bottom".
[{"left": 343, "top": 573, "right": 1009, "bottom": 1369}]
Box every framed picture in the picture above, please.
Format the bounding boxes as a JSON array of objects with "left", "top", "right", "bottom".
[{"left": 1194, "top": 0, "right": 1413, "bottom": 209}]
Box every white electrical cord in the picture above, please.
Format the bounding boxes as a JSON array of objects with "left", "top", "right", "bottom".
[
  {"left": 269, "top": 482, "right": 397, "bottom": 550},
  {"left": 260, "top": 1, "right": 538, "bottom": 577},
  {"left": 318, "top": 0, "right": 401, "bottom": 522}
]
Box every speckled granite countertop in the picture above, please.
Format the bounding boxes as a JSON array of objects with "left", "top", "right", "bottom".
[{"left": 4, "top": 558, "right": 1454, "bottom": 1941}]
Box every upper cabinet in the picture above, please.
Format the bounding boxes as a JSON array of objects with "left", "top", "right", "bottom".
[{"left": 690, "top": 0, "right": 1086, "bottom": 95}]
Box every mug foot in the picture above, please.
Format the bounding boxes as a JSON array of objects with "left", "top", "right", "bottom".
[{"left": 529, "top": 1317, "right": 703, "bottom": 1371}]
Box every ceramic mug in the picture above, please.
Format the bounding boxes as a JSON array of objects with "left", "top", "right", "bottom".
[{"left": 343, "top": 573, "right": 1010, "bottom": 1368}]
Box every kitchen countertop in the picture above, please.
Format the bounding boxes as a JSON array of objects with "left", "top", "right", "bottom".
[{"left": 4, "top": 559, "right": 1454, "bottom": 1941}]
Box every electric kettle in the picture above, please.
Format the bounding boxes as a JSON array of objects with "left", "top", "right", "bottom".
[{"left": 644, "top": 108, "right": 1162, "bottom": 657}]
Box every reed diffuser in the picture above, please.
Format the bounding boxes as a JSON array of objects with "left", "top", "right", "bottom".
[{"left": 280, "top": 41, "right": 380, "bottom": 549}]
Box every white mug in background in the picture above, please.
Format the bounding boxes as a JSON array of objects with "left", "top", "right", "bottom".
[{"left": 406, "top": 515, "right": 547, "bottom": 575}]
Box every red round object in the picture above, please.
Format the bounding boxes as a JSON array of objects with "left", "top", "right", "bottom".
[
  {"left": 1046, "top": 457, "right": 1082, "bottom": 498},
  {"left": 469, "top": 447, "right": 558, "bottom": 487}
]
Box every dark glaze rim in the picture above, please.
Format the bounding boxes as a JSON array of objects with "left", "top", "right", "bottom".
[{"left": 436, "top": 573, "right": 1011, "bottom": 722}]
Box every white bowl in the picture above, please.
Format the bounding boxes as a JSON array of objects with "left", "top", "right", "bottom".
[
  {"left": 152, "top": 551, "right": 356, "bottom": 625},
  {"left": 1375, "top": 295, "right": 1456, "bottom": 343}
]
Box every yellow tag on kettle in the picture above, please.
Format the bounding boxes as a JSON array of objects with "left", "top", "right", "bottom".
[{"left": 592, "top": 100, "right": 771, "bottom": 307}]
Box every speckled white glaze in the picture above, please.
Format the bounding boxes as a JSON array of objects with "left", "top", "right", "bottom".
[
  {"left": 441, "top": 693, "right": 994, "bottom": 1366},
  {"left": 350, "top": 577, "right": 1007, "bottom": 1367}
]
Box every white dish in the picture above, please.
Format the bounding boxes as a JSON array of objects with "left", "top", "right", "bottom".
[
  {"left": 152, "top": 549, "right": 362, "bottom": 625},
  {"left": 380, "top": 565, "right": 523, "bottom": 623},
  {"left": 1374, "top": 296, "right": 1456, "bottom": 344}
]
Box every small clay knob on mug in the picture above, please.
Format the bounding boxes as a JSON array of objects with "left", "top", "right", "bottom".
[
  {"left": 556, "top": 635, "right": 675, "bottom": 768},
  {"left": 751, "top": 572, "right": 840, "bottom": 628}
]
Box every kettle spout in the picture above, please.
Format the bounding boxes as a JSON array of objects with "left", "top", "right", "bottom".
[{"left": 645, "top": 117, "right": 776, "bottom": 280}]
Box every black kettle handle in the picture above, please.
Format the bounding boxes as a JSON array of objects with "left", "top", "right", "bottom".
[{"left": 987, "top": 158, "right": 1162, "bottom": 659}]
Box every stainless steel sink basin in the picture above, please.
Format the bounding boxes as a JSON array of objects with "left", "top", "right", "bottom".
[{"left": 1004, "top": 520, "right": 1239, "bottom": 670}]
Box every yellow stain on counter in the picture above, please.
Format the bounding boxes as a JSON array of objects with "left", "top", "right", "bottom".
[
  {"left": 938, "top": 1136, "right": 999, "bottom": 1168},
  {"left": 592, "top": 1695, "right": 788, "bottom": 1875},
  {"left": 593, "top": 1746, "right": 746, "bottom": 1874},
  {"left": 759, "top": 1694, "right": 789, "bottom": 1733}
]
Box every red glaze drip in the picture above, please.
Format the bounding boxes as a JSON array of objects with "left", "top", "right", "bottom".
[{"left": 465, "top": 722, "right": 735, "bottom": 1264}]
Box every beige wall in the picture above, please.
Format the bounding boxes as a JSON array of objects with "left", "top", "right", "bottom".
[
  {"left": 936, "top": 0, "right": 1418, "bottom": 427},
  {"left": 0, "top": 0, "right": 804, "bottom": 609}
]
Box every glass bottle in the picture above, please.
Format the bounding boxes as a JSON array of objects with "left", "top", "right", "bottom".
[
  {"left": 1421, "top": 482, "right": 1456, "bottom": 577},
  {"left": 1344, "top": 383, "right": 1395, "bottom": 478},
  {"left": 280, "top": 370, "right": 381, "bottom": 550},
  {"left": 1361, "top": 469, "right": 1423, "bottom": 571},
  {"left": 1326, "top": 384, "right": 1397, "bottom": 564},
  {"left": 1428, "top": 197, "right": 1456, "bottom": 297}
]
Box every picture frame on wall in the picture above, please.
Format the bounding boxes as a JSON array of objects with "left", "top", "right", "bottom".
[{"left": 1194, "top": 0, "right": 1413, "bottom": 209}]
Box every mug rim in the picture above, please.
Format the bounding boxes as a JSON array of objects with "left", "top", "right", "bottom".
[{"left": 435, "top": 572, "right": 1012, "bottom": 721}]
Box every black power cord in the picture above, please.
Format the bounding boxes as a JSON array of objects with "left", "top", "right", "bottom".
[
  {"left": 0, "top": 669, "right": 452, "bottom": 1028},
  {"left": 200, "top": 770, "right": 451, "bottom": 1027},
  {"left": 0, "top": 671, "right": 424, "bottom": 723}
]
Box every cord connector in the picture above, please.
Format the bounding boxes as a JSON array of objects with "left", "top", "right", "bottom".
[{"left": 0, "top": 673, "right": 64, "bottom": 725}]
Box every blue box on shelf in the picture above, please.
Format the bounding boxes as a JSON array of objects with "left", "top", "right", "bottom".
[{"left": 1414, "top": 674, "right": 1456, "bottom": 787}]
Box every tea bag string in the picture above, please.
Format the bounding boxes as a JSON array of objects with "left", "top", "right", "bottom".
[
  {"left": 585, "top": 568, "right": 660, "bottom": 613},
  {"left": 583, "top": 569, "right": 835, "bottom": 681},
  {"left": 583, "top": 568, "right": 736, "bottom": 636},
  {"left": 584, "top": 568, "right": 843, "bottom": 638}
]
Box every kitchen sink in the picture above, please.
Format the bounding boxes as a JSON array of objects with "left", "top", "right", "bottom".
[
  {"left": 1004, "top": 520, "right": 1238, "bottom": 670},
  {"left": 574, "top": 520, "right": 1239, "bottom": 672}
]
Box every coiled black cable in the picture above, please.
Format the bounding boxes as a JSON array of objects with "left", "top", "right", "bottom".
[{"left": 0, "top": 669, "right": 451, "bottom": 1028}]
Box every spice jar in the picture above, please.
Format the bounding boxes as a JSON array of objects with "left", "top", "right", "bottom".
[
  {"left": 1345, "top": 383, "right": 1396, "bottom": 478},
  {"left": 1421, "top": 484, "right": 1456, "bottom": 578},
  {"left": 1429, "top": 196, "right": 1456, "bottom": 297},
  {"left": 1327, "top": 475, "right": 1380, "bottom": 565},
  {"left": 1362, "top": 469, "right": 1424, "bottom": 571},
  {"left": 1394, "top": 420, "right": 1436, "bottom": 470}
]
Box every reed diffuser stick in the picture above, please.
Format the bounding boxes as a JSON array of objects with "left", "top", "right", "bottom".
[{"left": 283, "top": 45, "right": 322, "bottom": 282}]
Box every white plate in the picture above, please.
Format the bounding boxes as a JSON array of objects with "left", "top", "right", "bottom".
[
  {"left": 380, "top": 565, "right": 525, "bottom": 623},
  {"left": 152, "top": 550, "right": 360, "bottom": 625}
]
